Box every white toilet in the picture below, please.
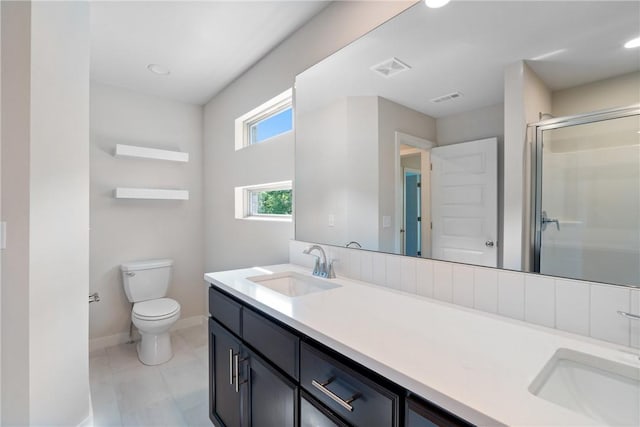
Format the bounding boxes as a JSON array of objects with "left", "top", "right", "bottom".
[{"left": 121, "top": 259, "right": 181, "bottom": 365}]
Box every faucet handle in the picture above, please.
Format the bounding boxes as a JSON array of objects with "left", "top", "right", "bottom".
[
  {"left": 311, "top": 257, "right": 322, "bottom": 276},
  {"left": 326, "top": 259, "right": 337, "bottom": 279}
]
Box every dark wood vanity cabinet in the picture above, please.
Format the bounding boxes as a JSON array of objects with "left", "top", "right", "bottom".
[
  {"left": 209, "top": 318, "right": 297, "bottom": 427},
  {"left": 208, "top": 285, "right": 474, "bottom": 427},
  {"left": 406, "top": 395, "right": 474, "bottom": 427}
]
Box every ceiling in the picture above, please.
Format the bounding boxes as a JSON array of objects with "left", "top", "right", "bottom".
[
  {"left": 296, "top": 1, "right": 640, "bottom": 118},
  {"left": 90, "top": 1, "right": 330, "bottom": 105}
]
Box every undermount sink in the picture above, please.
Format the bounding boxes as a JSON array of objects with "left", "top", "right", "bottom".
[
  {"left": 529, "top": 348, "right": 640, "bottom": 426},
  {"left": 247, "top": 271, "right": 341, "bottom": 297}
]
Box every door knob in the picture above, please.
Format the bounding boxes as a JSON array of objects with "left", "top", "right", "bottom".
[{"left": 485, "top": 240, "right": 495, "bottom": 247}]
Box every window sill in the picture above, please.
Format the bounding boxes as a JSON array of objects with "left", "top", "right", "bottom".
[{"left": 238, "top": 216, "right": 292, "bottom": 223}]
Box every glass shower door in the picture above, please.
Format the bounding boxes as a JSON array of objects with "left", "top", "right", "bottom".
[{"left": 535, "top": 112, "right": 640, "bottom": 286}]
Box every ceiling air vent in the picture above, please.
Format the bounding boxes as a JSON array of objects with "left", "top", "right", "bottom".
[
  {"left": 430, "top": 91, "right": 463, "bottom": 103},
  {"left": 371, "top": 57, "right": 411, "bottom": 78}
]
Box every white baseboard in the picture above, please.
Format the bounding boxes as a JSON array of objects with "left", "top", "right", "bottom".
[
  {"left": 171, "top": 314, "right": 206, "bottom": 331},
  {"left": 89, "top": 315, "right": 206, "bottom": 353}
]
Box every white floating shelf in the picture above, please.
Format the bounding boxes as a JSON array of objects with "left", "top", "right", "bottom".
[
  {"left": 115, "top": 144, "right": 189, "bottom": 163},
  {"left": 114, "top": 188, "right": 189, "bottom": 200}
]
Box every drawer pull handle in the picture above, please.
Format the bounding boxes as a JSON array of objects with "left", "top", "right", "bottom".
[
  {"left": 229, "top": 349, "right": 235, "bottom": 386},
  {"left": 234, "top": 353, "right": 240, "bottom": 393},
  {"left": 312, "top": 377, "right": 360, "bottom": 412}
]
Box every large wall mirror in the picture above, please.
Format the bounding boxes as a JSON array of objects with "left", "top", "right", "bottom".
[{"left": 295, "top": 1, "right": 640, "bottom": 287}]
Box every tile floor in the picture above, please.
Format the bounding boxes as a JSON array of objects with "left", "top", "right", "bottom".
[{"left": 89, "top": 323, "right": 211, "bottom": 426}]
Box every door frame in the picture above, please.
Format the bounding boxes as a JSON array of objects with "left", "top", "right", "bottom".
[
  {"left": 403, "top": 167, "right": 421, "bottom": 256},
  {"left": 394, "top": 131, "right": 435, "bottom": 255},
  {"left": 530, "top": 103, "right": 640, "bottom": 272}
]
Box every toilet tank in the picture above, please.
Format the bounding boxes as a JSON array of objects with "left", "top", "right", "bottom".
[{"left": 121, "top": 259, "right": 173, "bottom": 303}]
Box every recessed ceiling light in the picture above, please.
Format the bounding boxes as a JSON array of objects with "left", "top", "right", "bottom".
[
  {"left": 624, "top": 37, "right": 640, "bottom": 49},
  {"left": 147, "top": 64, "right": 170, "bottom": 75},
  {"left": 425, "top": 0, "right": 450, "bottom": 8}
]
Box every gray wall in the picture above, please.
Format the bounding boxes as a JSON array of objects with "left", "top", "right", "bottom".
[
  {"left": 90, "top": 82, "right": 204, "bottom": 342},
  {"left": 2, "top": 2, "right": 92, "bottom": 424},
  {"left": 203, "top": 1, "right": 415, "bottom": 272}
]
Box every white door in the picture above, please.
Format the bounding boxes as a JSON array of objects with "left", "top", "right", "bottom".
[{"left": 431, "top": 138, "right": 498, "bottom": 267}]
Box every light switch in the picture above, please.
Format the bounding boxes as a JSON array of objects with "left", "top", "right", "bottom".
[
  {"left": 328, "top": 214, "right": 335, "bottom": 227},
  {"left": 383, "top": 216, "right": 391, "bottom": 228}
]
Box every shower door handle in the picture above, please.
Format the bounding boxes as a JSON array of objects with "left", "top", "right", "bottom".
[{"left": 541, "top": 211, "right": 560, "bottom": 231}]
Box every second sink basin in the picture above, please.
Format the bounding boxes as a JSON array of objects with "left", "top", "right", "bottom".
[
  {"left": 529, "top": 348, "right": 640, "bottom": 426},
  {"left": 247, "top": 271, "right": 341, "bottom": 297}
]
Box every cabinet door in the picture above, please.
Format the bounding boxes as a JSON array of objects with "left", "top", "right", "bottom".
[
  {"left": 246, "top": 349, "right": 297, "bottom": 427},
  {"left": 210, "top": 319, "right": 242, "bottom": 427}
]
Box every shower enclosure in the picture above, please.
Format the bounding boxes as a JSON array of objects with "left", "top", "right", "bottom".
[{"left": 532, "top": 105, "right": 640, "bottom": 287}]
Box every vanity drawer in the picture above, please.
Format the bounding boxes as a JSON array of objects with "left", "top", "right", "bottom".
[
  {"left": 242, "top": 308, "right": 299, "bottom": 380},
  {"left": 406, "top": 395, "right": 474, "bottom": 427},
  {"left": 300, "top": 342, "right": 399, "bottom": 427},
  {"left": 208, "top": 286, "right": 242, "bottom": 336}
]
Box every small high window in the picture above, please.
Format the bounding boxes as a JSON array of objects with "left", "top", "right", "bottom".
[
  {"left": 235, "top": 89, "right": 293, "bottom": 150},
  {"left": 234, "top": 181, "right": 293, "bottom": 221}
]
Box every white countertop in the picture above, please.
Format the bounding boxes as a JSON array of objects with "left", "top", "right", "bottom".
[{"left": 205, "top": 264, "right": 640, "bottom": 426}]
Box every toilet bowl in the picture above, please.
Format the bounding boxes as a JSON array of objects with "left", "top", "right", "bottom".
[
  {"left": 132, "top": 297, "right": 181, "bottom": 365},
  {"left": 121, "top": 259, "right": 181, "bottom": 366}
]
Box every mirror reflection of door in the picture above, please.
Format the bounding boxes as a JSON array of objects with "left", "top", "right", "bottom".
[
  {"left": 404, "top": 169, "right": 421, "bottom": 256},
  {"left": 398, "top": 138, "right": 432, "bottom": 257},
  {"left": 431, "top": 138, "right": 498, "bottom": 268},
  {"left": 535, "top": 113, "right": 640, "bottom": 286}
]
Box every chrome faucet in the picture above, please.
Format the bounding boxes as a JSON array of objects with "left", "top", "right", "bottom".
[{"left": 302, "top": 245, "right": 336, "bottom": 278}]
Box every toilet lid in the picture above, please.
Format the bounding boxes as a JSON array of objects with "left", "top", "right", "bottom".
[{"left": 133, "top": 298, "right": 180, "bottom": 320}]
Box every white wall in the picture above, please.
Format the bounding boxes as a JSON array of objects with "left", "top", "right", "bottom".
[
  {"left": 552, "top": 71, "right": 640, "bottom": 116},
  {"left": 2, "top": 1, "right": 92, "bottom": 424},
  {"left": 90, "top": 82, "right": 204, "bottom": 342},
  {"left": 1, "top": 1, "right": 30, "bottom": 423},
  {"left": 203, "top": 1, "right": 415, "bottom": 272},
  {"left": 503, "top": 62, "right": 551, "bottom": 270},
  {"left": 296, "top": 98, "right": 351, "bottom": 247},
  {"left": 378, "top": 97, "right": 436, "bottom": 253},
  {"left": 436, "top": 104, "right": 504, "bottom": 146},
  {"left": 345, "top": 97, "right": 380, "bottom": 250}
]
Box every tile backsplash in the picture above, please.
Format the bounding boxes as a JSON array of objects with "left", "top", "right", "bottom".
[{"left": 290, "top": 240, "right": 639, "bottom": 349}]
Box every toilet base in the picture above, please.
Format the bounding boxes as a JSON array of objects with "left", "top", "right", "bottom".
[{"left": 137, "top": 331, "right": 173, "bottom": 365}]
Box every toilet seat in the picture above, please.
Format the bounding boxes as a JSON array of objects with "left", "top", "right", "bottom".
[{"left": 133, "top": 298, "right": 180, "bottom": 321}]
